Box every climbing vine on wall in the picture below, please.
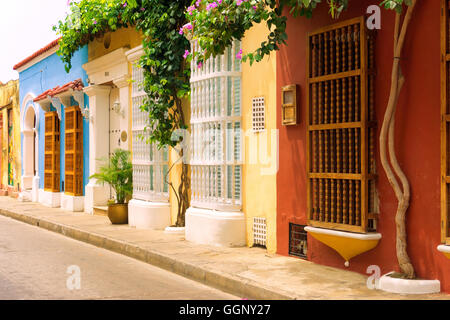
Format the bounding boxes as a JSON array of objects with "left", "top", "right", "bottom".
[
  {"left": 54, "top": 0, "right": 192, "bottom": 227},
  {"left": 184, "top": 0, "right": 411, "bottom": 65}
]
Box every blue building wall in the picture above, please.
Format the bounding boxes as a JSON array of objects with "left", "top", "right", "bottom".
[{"left": 19, "top": 46, "right": 90, "bottom": 195}]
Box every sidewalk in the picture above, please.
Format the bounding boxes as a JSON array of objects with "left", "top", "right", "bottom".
[{"left": 0, "top": 197, "right": 448, "bottom": 300}]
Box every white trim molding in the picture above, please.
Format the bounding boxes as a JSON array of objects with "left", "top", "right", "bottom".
[
  {"left": 15, "top": 45, "right": 59, "bottom": 74},
  {"left": 304, "top": 226, "right": 382, "bottom": 241},
  {"left": 126, "top": 45, "right": 144, "bottom": 63},
  {"left": 83, "top": 47, "right": 129, "bottom": 85},
  {"left": 21, "top": 93, "right": 39, "bottom": 132},
  {"left": 437, "top": 244, "right": 450, "bottom": 254}
]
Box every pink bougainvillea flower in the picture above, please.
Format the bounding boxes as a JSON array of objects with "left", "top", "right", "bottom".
[
  {"left": 236, "top": 49, "right": 243, "bottom": 60},
  {"left": 123, "top": 2, "right": 127, "bottom": 7},
  {"left": 179, "top": 23, "right": 193, "bottom": 35},
  {"left": 187, "top": 5, "right": 196, "bottom": 15},
  {"left": 206, "top": 2, "right": 218, "bottom": 10},
  {"left": 195, "top": 0, "right": 201, "bottom": 7},
  {"left": 197, "top": 61, "right": 203, "bottom": 69},
  {"left": 183, "top": 23, "right": 193, "bottom": 31},
  {"left": 183, "top": 50, "right": 190, "bottom": 59},
  {"left": 93, "top": 20, "right": 97, "bottom": 25},
  {"left": 236, "top": 0, "right": 243, "bottom": 5}
]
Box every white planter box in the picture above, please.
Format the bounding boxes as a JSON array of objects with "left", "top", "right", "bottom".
[
  {"left": 186, "top": 207, "right": 246, "bottom": 247},
  {"left": 128, "top": 199, "right": 170, "bottom": 230}
]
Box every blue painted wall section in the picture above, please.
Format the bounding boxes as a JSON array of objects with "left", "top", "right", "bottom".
[{"left": 18, "top": 46, "right": 90, "bottom": 195}]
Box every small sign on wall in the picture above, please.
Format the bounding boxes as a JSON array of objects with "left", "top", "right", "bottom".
[{"left": 282, "top": 84, "right": 299, "bottom": 126}]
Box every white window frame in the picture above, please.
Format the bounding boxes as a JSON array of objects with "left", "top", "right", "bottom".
[
  {"left": 190, "top": 40, "right": 243, "bottom": 212},
  {"left": 130, "top": 50, "right": 169, "bottom": 202}
]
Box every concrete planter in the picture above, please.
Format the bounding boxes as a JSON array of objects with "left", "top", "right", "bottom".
[
  {"left": 185, "top": 207, "right": 246, "bottom": 247},
  {"left": 379, "top": 272, "right": 441, "bottom": 294},
  {"left": 128, "top": 199, "right": 170, "bottom": 230}
]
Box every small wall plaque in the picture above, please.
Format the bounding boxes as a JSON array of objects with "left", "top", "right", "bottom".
[{"left": 282, "top": 85, "right": 299, "bottom": 126}]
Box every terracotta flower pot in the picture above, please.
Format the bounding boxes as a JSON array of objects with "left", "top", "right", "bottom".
[{"left": 108, "top": 203, "right": 128, "bottom": 225}]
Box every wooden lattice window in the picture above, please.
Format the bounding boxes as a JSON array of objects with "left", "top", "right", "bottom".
[
  {"left": 44, "top": 111, "right": 60, "bottom": 192},
  {"left": 307, "top": 17, "right": 377, "bottom": 233},
  {"left": 65, "top": 106, "right": 83, "bottom": 196},
  {"left": 441, "top": 0, "right": 450, "bottom": 245}
]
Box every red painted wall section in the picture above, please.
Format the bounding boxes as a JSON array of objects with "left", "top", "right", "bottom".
[{"left": 276, "top": 1, "right": 450, "bottom": 293}]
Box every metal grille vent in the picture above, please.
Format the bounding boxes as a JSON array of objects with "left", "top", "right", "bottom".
[
  {"left": 252, "top": 97, "right": 265, "bottom": 132},
  {"left": 289, "top": 223, "right": 307, "bottom": 258},
  {"left": 253, "top": 217, "right": 267, "bottom": 247}
]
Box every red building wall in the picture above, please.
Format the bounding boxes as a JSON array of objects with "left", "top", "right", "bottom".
[{"left": 276, "top": 0, "right": 450, "bottom": 293}]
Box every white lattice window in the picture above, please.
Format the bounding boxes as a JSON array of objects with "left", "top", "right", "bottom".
[
  {"left": 252, "top": 97, "right": 265, "bottom": 132},
  {"left": 131, "top": 59, "right": 169, "bottom": 202},
  {"left": 190, "top": 40, "right": 243, "bottom": 212}
]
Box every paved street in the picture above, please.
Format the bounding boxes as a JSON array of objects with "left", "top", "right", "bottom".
[{"left": 0, "top": 215, "right": 237, "bottom": 300}]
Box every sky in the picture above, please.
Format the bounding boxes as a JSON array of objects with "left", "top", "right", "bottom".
[{"left": 0, "top": 0, "right": 70, "bottom": 83}]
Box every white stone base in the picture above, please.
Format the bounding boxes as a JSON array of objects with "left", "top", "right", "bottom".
[
  {"left": 31, "top": 176, "right": 40, "bottom": 202},
  {"left": 38, "top": 190, "right": 61, "bottom": 208},
  {"left": 61, "top": 194, "right": 85, "bottom": 212},
  {"left": 84, "top": 180, "right": 109, "bottom": 214},
  {"left": 18, "top": 190, "right": 32, "bottom": 202},
  {"left": 128, "top": 199, "right": 171, "bottom": 230},
  {"left": 379, "top": 272, "right": 441, "bottom": 294},
  {"left": 165, "top": 227, "right": 185, "bottom": 235},
  {"left": 185, "top": 207, "right": 246, "bottom": 247}
]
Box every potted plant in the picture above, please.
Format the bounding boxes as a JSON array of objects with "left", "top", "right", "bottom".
[{"left": 90, "top": 149, "right": 132, "bottom": 225}]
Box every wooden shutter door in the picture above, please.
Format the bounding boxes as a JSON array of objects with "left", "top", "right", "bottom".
[
  {"left": 44, "top": 112, "right": 60, "bottom": 192},
  {"left": 65, "top": 106, "right": 83, "bottom": 196},
  {"left": 306, "top": 17, "right": 377, "bottom": 233},
  {"left": 441, "top": 0, "right": 450, "bottom": 244}
]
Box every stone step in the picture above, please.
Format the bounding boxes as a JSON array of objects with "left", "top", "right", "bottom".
[{"left": 93, "top": 206, "right": 108, "bottom": 217}]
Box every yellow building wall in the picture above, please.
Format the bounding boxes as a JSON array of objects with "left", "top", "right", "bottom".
[
  {"left": 242, "top": 25, "right": 278, "bottom": 254},
  {"left": 0, "top": 80, "right": 21, "bottom": 192},
  {"left": 89, "top": 28, "right": 143, "bottom": 61}
]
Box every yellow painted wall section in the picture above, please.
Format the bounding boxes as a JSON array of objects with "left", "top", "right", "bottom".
[
  {"left": 89, "top": 28, "right": 143, "bottom": 61},
  {"left": 242, "top": 25, "right": 278, "bottom": 253},
  {"left": 0, "top": 80, "right": 21, "bottom": 192}
]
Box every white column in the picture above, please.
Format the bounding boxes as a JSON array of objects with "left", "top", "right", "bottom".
[
  {"left": 113, "top": 75, "right": 131, "bottom": 151},
  {"left": 21, "top": 130, "right": 34, "bottom": 189},
  {"left": 84, "top": 85, "right": 112, "bottom": 214}
]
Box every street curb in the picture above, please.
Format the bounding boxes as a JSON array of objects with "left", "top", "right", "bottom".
[{"left": 0, "top": 207, "right": 296, "bottom": 300}]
